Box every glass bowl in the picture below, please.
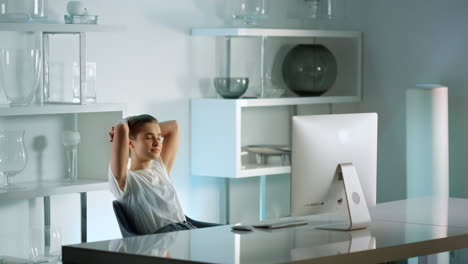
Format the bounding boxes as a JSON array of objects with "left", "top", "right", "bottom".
[{"left": 214, "top": 77, "right": 249, "bottom": 99}]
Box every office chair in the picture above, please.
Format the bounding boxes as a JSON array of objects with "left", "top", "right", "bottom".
[
  {"left": 113, "top": 200, "right": 222, "bottom": 237},
  {"left": 112, "top": 200, "right": 139, "bottom": 237}
]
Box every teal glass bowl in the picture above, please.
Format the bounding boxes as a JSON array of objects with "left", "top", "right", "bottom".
[{"left": 214, "top": 77, "right": 249, "bottom": 99}]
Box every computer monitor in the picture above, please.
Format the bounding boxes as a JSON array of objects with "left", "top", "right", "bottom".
[{"left": 291, "top": 113, "right": 377, "bottom": 230}]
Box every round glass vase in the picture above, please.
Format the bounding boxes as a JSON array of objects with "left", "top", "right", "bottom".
[{"left": 282, "top": 44, "right": 338, "bottom": 96}]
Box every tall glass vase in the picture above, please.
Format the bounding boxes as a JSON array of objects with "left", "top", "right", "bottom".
[
  {"left": 0, "top": 130, "right": 28, "bottom": 189},
  {"left": 0, "top": 48, "right": 42, "bottom": 106}
]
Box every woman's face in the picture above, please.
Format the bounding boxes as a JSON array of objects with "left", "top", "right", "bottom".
[{"left": 130, "top": 122, "right": 163, "bottom": 161}]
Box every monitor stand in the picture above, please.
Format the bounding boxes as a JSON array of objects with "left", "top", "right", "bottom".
[{"left": 316, "top": 163, "right": 372, "bottom": 231}]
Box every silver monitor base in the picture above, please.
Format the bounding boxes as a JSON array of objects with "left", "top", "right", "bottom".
[{"left": 316, "top": 163, "right": 372, "bottom": 231}]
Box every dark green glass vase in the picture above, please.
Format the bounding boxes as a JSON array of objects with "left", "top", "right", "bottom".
[{"left": 282, "top": 44, "right": 337, "bottom": 96}]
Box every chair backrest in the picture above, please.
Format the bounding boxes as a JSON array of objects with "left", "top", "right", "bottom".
[{"left": 112, "top": 200, "right": 138, "bottom": 237}]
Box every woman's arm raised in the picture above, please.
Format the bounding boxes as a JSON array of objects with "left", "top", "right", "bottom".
[
  {"left": 110, "top": 122, "right": 130, "bottom": 191},
  {"left": 159, "top": 120, "right": 179, "bottom": 175}
]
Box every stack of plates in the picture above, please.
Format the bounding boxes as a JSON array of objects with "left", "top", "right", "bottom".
[
  {"left": 245, "top": 145, "right": 291, "bottom": 165},
  {"left": 246, "top": 145, "right": 291, "bottom": 155}
]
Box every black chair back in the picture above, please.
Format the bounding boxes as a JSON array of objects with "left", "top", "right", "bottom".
[{"left": 112, "top": 200, "right": 138, "bottom": 237}]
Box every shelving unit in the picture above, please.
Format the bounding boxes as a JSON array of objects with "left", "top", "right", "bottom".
[
  {"left": 0, "top": 23, "right": 125, "bottom": 243},
  {"left": 191, "top": 28, "right": 362, "bottom": 179}
]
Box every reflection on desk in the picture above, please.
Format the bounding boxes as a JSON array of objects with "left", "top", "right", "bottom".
[
  {"left": 290, "top": 229, "right": 376, "bottom": 261},
  {"left": 109, "top": 231, "right": 176, "bottom": 258}
]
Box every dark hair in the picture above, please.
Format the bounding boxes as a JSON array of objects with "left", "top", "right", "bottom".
[{"left": 126, "top": 114, "right": 158, "bottom": 139}]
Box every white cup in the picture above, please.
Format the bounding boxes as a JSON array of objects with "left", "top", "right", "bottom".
[{"left": 67, "top": 1, "right": 84, "bottom": 16}]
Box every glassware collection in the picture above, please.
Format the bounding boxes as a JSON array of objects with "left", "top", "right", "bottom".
[
  {"left": 210, "top": 0, "right": 344, "bottom": 99},
  {"left": 0, "top": 0, "right": 98, "bottom": 107}
]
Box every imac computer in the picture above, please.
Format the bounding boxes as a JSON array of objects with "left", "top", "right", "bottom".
[{"left": 291, "top": 113, "right": 378, "bottom": 230}]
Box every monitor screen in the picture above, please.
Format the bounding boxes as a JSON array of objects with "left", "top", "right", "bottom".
[{"left": 291, "top": 113, "right": 377, "bottom": 217}]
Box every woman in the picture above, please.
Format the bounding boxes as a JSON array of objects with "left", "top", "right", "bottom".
[{"left": 108, "top": 114, "right": 195, "bottom": 234}]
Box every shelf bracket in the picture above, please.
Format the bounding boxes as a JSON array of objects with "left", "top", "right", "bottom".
[
  {"left": 80, "top": 192, "right": 87, "bottom": 243},
  {"left": 43, "top": 196, "right": 51, "bottom": 248}
]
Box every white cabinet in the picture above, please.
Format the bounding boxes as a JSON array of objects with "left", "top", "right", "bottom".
[{"left": 191, "top": 28, "right": 362, "bottom": 179}]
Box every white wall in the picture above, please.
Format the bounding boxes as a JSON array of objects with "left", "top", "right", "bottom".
[{"left": 359, "top": 0, "right": 468, "bottom": 202}]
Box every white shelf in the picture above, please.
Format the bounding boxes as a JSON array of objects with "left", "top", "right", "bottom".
[
  {"left": 240, "top": 164, "right": 290, "bottom": 178},
  {"left": 0, "top": 103, "right": 124, "bottom": 117},
  {"left": 0, "top": 22, "right": 125, "bottom": 32},
  {"left": 192, "top": 96, "right": 360, "bottom": 108},
  {"left": 192, "top": 28, "right": 361, "bottom": 38},
  {"left": 0, "top": 179, "right": 108, "bottom": 200}
]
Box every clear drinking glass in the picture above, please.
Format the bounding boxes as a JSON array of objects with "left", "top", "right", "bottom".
[
  {"left": 62, "top": 131, "right": 80, "bottom": 181},
  {"left": 303, "top": 0, "right": 320, "bottom": 19},
  {"left": 321, "top": 0, "right": 344, "bottom": 19},
  {"left": 301, "top": 0, "right": 344, "bottom": 20},
  {"left": 29, "top": 226, "right": 62, "bottom": 263},
  {"left": 0, "top": 48, "right": 42, "bottom": 106},
  {"left": 72, "top": 62, "right": 97, "bottom": 103},
  {"left": 0, "top": 130, "right": 27, "bottom": 189},
  {"left": 231, "top": 0, "right": 270, "bottom": 25}
]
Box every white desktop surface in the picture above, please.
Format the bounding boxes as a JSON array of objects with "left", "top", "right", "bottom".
[
  {"left": 63, "top": 198, "right": 468, "bottom": 264},
  {"left": 371, "top": 197, "right": 468, "bottom": 228}
]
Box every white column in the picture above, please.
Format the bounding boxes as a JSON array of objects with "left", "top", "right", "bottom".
[
  {"left": 406, "top": 84, "right": 449, "bottom": 264},
  {"left": 406, "top": 84, "right": 449, "bottom": 198}
]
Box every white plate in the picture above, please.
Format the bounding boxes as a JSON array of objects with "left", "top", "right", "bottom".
[{"left": 245, "top": 145, "right": 291, "bottom": 155}]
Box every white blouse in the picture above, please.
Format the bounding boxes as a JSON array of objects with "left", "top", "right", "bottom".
[{"left": 108, "top": 158, "right": 186, "bottom": 234}]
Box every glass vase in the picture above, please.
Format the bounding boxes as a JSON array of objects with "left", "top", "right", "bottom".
[
  {"left": 0, "top": 130, "right": 28, "bottom": 189},
  {"left": 0, "top": 48, "right": 42, "bottom": 106},
  {"left": 29, "top": 226, "right": 62, "bottom": 263}
]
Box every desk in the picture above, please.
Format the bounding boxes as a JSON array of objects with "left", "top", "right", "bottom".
[{"left": 63, "top": 198, "right": 468, "bottom": 264}]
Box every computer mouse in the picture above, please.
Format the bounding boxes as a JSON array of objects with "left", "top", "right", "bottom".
[{"left": 231, "top": 224, "right": 254, "bottom": 231}]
